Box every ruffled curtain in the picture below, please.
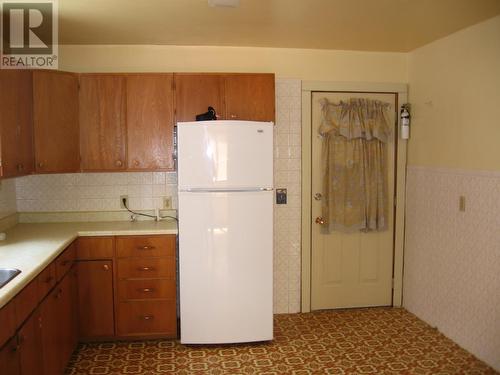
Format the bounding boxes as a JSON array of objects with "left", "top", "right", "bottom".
[{"left": 319, "top": 98, "right": 391, "bottom": 232}]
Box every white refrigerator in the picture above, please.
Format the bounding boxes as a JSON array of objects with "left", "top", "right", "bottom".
[{"left": 178, "top": 120, "right": 274, "bottom": 344}]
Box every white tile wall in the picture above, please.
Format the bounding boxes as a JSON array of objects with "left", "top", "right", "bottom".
[
  {"left": 404, "top": 166, "right": 500, "bottom": 371},
  {"left": 0, "top": 178, "right": 17, "bottom": 219},
  {"left": 15, "top": 172, "right": 178, "bottom": 212},
  {"left": 274, "top": 79, "right": 302, "bottom": 314},
  {"left": 13, "top": 78, "right": 303, "bottom": 314}
]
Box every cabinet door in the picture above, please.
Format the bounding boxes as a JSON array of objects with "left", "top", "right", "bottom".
[
  {"left": 175, "top": 74, "right": 225, "bottom": 122},
  {"left": 40, "top": 286, "right": 61, "bottom": 375},
  {"left": 59, "top": 269, "right": 78, "bottom": 369},
  {"left": 0, "top": 70, "right": 34, "bottom": 178},
  {"left": 79, "top": 75, "right": 127, "bottom": 171},
  {"left": 224, "top": 74, "right": 275, "bottom": 122},
  {"left": 18, "top": 309, "right": 43, "bottom": 375},
  {"left": 0, "top": 336, "right": 20, "bottom": 375},
  {"left": 77, "top": 260, "right": 114, "bottom": 338},
  {"left": 126, "top": 74, "right": 175, "bottom": 170},
  {"left": 33, "top": 71, "right": 79, "bottom": 173}
]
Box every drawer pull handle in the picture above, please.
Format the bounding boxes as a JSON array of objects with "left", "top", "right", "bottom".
[
  {"left": 140, "top": 288, "right": 154, "bottom": 293},
  {"left": 141, "top": 315, "right": 154, "bottom": 320},
  {"left": 139, "top": 266, "right": 154, "bottom": 271},
  {"left": 138, "top": 245, "right": 155, "bottom": 250}
]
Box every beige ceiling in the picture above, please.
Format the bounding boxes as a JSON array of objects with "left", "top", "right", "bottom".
[{"left": 58, "top": 0, "right": 500, "bottom": 52}]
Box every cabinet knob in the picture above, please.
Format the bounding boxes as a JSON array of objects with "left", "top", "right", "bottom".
[
  {"left": 133, "top": 159, "right": 140, "bottom": 167},
  {"left": 138, "top": 266, "right": 153, "bottom": 271},
  {"left": 141, "top": 315, "right": 154, "bottom": 320},
  {"left": 115, "top": 160, "right": 123, "bottom": 167},
  {"left": 230, "top": 114, "right": 237, "bottom": 119},
  {"left": 37, "top": 162, "right": 44, "bottom": 169},
  {"left": 137, "top": 245, "right": 155, "bottom": 250},
  {"left": 315, "top": 217, "right": 325, "bottom": 225},
  {"left": 140, "top": 288, "right": 154, "bottom": 293},
  {"left": 103, "top": 264, "right": 110, "bottom": 271}
]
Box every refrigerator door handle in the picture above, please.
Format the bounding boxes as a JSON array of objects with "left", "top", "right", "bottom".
[{"left": 179, "top": 187, "right": 274, "bottom": 193}]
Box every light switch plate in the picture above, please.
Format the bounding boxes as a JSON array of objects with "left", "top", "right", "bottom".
[
  {"left": 459, "top": 196, "right": 466, "bottom": 212},
  {"left": 276, "top": 189, "right": 287, "bottom": 205}
]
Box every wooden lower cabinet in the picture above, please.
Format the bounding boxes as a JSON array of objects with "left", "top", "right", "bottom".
[
  {"left": 115, "top": 235, "right": 177, "bottom": 338},
  {"left": 40, "top": 268, "right": 77, "bottom": 375},
  {"left": 77, "top": 260, "right": 115, "bottom": 339},
  {"left": 18, "top": 309, "right": 43, "bottom": 375},
  {"left": 0, "top": 234, "right": 177, "bottom": 375},
  {"left": 0, "top": 336, "right": 20, "bottom": 375},
  {"left": 117, "top": 300, "right": 176, "bottom": 336}
]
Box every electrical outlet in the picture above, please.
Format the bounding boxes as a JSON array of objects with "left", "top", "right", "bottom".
[
  {"left": 163, "top": 196, "right": 172, "bottom": 209},
  {"left": 120, "top": 195, "right": 129, "bottom": 209}
]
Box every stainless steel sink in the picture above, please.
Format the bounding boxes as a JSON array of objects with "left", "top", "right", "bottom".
[{"left": 0, "top": 268, "right": 21, "bottom": 289}]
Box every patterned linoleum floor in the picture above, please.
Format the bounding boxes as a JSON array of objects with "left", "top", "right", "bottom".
[{"left": 67, "top": 308, "right": 497, "bottom": 374}]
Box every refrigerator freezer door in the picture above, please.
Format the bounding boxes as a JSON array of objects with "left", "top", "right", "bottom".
[
  {"left": 177, "top": 121, "right": 273, "bottom": 190},
  {"left": 179, "top": 190, "right": 273, "bottom": 344}
]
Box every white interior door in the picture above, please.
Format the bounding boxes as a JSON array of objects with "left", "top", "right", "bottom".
[{"left": 311, "top": 92, "right": 397, "bottom": 310}]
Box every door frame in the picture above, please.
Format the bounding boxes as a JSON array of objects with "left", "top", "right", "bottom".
[{"left": 301, "top": 81, "right": 408, "bottom": 312}]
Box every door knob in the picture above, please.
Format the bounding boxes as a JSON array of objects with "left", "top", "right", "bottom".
[
  {"left": 315, "top": 217, "right": 325, "bottom": 225},
  {"left": 314, "top": 193, "right": 322, "bottom": 201}
]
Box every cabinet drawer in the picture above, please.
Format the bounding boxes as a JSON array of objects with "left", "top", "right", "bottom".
[
  {"left": 117, "top": 257, "right": 174, "bottom": 279},
  {"left": 116, "top": 300, "right": 176, "bottom": 336},
  {"left": 55, "top": 242, "right": 76, "bottom": 281},
  {"left": 77, "top": 237, "right": 114, "bottom": 260},
  {"left": 116, "top": 235, "right": 175, "bottom": 258},
  {"left": 14, "top": 278, "right": 39, "bottom": 327},
  {"left": 117, "top": 279, "right": 175, "bottom": 301},
  {"left": 37, "top": 262, "right": 56, "bottom": 300}
]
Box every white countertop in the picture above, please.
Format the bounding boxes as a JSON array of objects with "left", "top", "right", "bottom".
[{"left": 0, "top": 220, "right": 178, "bottom": 309}]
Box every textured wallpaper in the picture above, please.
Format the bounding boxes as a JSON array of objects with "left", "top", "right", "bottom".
[{"left": 404, "top": 166, "right": 500, "bottom": 371}]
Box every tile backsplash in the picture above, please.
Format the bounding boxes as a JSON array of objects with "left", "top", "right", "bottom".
[
  {"left": 8, "top": 78, "right": 302, "bottom": 314},
  {"left": 273, "top": 79, "right": 302, "bottom": 313},
  {"left": 16, "top": 172, "right": 178, "bottom": 212},
  {"left": 0, "top": 178, "right": 17, "bottom": 219}
]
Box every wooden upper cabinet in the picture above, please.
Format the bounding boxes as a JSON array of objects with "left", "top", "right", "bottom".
[
  {"left": 79, "top": 74, "right": 127, "bottom": 171},
  {"left": 0, "top": 70, "right": 34, "bottom": 178},
  {"left": 126, "top": 74, "right": 175, "bottom": 171},
  {"left": 224, "top": 74, "right": 275, "bottom": 122},
  {"left": 174, "top": 73, "right": 225, "bottom": 122},
  {"left": 33, "top": 70, "right": 79, "bottom": 173}
]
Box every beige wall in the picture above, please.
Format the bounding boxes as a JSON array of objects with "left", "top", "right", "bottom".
[
  {"left": 404, "top": 15, "right": 500, "bottom": 371},
  {"left": 407, "top": 15, "right": 500, "bottom": 170},
  {"left": 59, "top": 45, "right": 407, "bottom": 82}
]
